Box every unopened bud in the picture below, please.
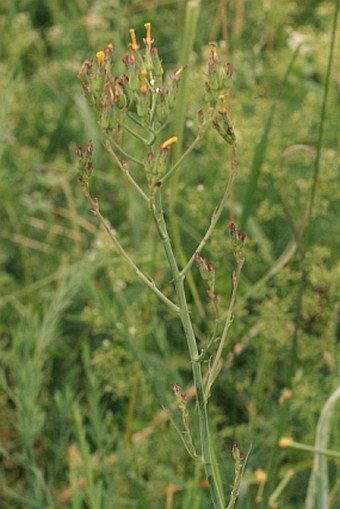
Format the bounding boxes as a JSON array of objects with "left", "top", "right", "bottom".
[
  {"left": 144, "top": 22, "right": 153, "bottom": 45},
  {"left": 96, "top": 51, "right": 105, "bottom": 67},
  {"left": 129, "top": 28, "right": 139, "bottom": 51},
  {"left": 172, "top": 383, "right": 181, "bottom": 394}
]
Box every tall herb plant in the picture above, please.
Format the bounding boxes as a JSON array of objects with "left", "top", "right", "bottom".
[{"left": 76, "top": 22, "right": 247, "bottom": 508}]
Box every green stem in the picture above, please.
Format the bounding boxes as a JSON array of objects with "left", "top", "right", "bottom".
[
  {"left": 124, "top": 121, "right": 149, "bottom": 145},
  {"left": 150, "top": 188, "right": 225, "bottom": 509},
  {"left": 161, "top": 134, "right": 202, "bottom": 184},
  {"left": 205, "top": 249, "right": 245, "bottom": 400},
  {"left": 105, "top": 140, "right": 149, "bottom": 202},
  {"left": 284, "top": 441, "right": 340, "bottom": 460},
  {"left": 105, "top": 136, "right": 145, "bottom": 169},
  {"left": 181, "top": 148, "right": 239, "bottom": 278},
  {"left": 127, "top": 112, "right": 155, "bottom": 136}
]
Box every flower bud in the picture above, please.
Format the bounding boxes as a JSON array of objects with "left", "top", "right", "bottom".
[
  {"left": 135, "top": 90, "right": 150, "bottom": 118},
  {"left": 129, "top": 28, "right": 139, "bottom": 51},
  {"left": 96, "top": 51, "right": 105, "bottom": 67},
  {"left": 76, "top": 140, "right": 94, "bottom": 183},
  {"left": 122, "top": 54, "right": 140, "bottom": 91},
  {"left": 155, "top": 87, "right": 170, "bottom": 123},
  {"left": 228, "top": 223, "right": 246, "bottom": 247},
  {"left": 194, "top": 252, "right": 216, "bottom": 296},
  {"left": 151, "top": 47, "right": 164, "bottom": 80}
]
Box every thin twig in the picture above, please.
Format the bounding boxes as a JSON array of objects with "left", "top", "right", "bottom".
[
  {"left": 105, "top": 140, "right": 149, "bottom": 202},
  {"left": 181, "top": 147, "right": 239, "bottom": 278},
  {"left": 205, "top": 250, "right": 245, "bottom": 400},
  {"left": 81, "top": 184, "right": 179, "bottom": 314},
  {"left": 161, "top": 134, "right": 202, "bottom": 183},
  {"left": 105, "top": 136, "right": 145, "bottom": 168}
]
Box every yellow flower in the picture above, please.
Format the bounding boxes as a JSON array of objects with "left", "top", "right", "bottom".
[
  {"left": 161, "top": 136, "right": 178, "bottom": 149},
  {"left": 255, "top": 469, "right": 267, "bottom": 483},
  {"left": 129, "top": 28, "right": 139, "bottom": 51},
  {"left": 144, "top": 22, "right": 153, "bottom": 44},
  {"left": 96, "top": 51, "right": 105, "bottom": 67},
  {"left": 174, "top": 64, "right": 187, "bottom": 77},
  {"left": 278, "top": 437, "right": 294, "bottom": 448}
]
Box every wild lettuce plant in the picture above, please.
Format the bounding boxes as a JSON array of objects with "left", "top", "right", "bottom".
[{"left": 76, "top": 22, "right": 247, "bottom": 509}]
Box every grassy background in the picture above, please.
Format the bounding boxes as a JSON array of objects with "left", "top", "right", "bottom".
[{"left": 0, "top": 1, "right": 339, "bottom": 508}]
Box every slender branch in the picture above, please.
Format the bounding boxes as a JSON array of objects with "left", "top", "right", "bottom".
[
  {"left": 181, "top": 147, "right": 239, "bottom": 278},
  {"left": 205, "top": 250, "right": 245, "bottom": 400},
  {"left": 81, "top": 183, "right": 179, "bottom": 314},
  {"left": 226, "top": 444, "right": 252, "bottom": 509},
  {"left": 127, "top": 111, "right": 155, "bottom": 137},
  {"left": 104, "top": 140, "right": 149, "bottom": 202},
  {"left": 161, "top": 134, "right": 202, "bottom": 184},
  {"left": 105, "top": 136, "right": 145, "bottom": 168},
  {"left": 123, "top": 122, "right": 149, "bottom": 145},
  {"left": 196, "top": 312, "right": 221, "bottom": 363},
  {"left": 281, "top": 440, "right": 340, "bottom": 460}
]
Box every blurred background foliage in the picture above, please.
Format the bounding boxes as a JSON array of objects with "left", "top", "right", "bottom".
[{"left": 0, "top": 1, "right": 339, "bottom": 508}]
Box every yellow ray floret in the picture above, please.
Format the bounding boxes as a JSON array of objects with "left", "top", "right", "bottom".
[
  {"left": 161, "top": 136, "right": 178, "bottom": 149},
  {"left": 96, "top": 51, "right": 105, "bottom": 67}
]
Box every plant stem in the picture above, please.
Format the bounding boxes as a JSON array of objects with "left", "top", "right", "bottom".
[
  {"left": 181, "top": 147, "right": 239, "bottom": 278},
  {"left": 161, "top": 134, "right": 202, "bottom": 184},
  {"left": 150, "top": 188, "right": 225, "bottom": 509},
  {"left": 283, "top": 441, "right": 340, "bottom": 460},
  {"left": 105, "top": 136, "right": 145, "bottom": 169},
  {"left": 105, "top": 140, "right": 149, "bottom": 202},
  {"left": 205, "top": 248, "right": 245, "bottom": 400}
]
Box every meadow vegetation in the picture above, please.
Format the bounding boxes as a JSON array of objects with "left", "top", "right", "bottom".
[{"left": 0, "top": 1, "right": 339, "bottom": 508}]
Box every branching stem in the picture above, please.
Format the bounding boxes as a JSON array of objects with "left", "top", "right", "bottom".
[
  {"left": 105, "top": 141, "right": 149, "bottom": 202},
  {"left": 150, "top": 188, "right": 226, "bottom": 509},
  {"left": 81, "top": 183, "right": 179, "bottom": 314},
  {"left": 205, "top": 250, "right": 245, "bottom": 400},
  {"left": 181, "top": 147, "right": 239, "bottom": 278}
]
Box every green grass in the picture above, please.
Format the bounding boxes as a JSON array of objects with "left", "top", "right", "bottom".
[{"left": 1, "top": 1, "right": 340, "bottom": 508}]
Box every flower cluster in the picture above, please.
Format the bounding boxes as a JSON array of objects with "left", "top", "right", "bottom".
[
  {"left": 206, "top": 43, "right": 233, "bottom": 95},
  {"left": 229, "top": 222, "right": 246, "bottom": 247},
  {"left": 77, "top": 23, "right": 186, "bottom": 136},
  {"left": 212, "top": 94, "right": 236, "bottom": 146},
  {"left": 201, "top": 43, "right": 236, "bottom": 146}
]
